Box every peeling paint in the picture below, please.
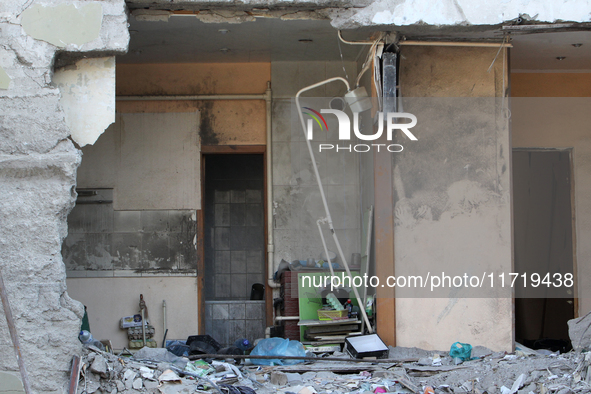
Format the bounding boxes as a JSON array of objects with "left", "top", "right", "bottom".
[
  {"left": 52, "top": 57, "right": 116, "bottom": 147},
  {"left": 21, "top": 3, "right": 103, "bottom": 48},
  {"left": 0, "top": 66, "right": 10, "bottom": 90}
]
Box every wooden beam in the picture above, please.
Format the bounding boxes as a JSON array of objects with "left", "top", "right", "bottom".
[{"left": 374, "top": 52, "right": 397, "bottom": 346}]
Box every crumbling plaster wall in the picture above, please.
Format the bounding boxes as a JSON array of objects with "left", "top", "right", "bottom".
[
  {"left": 393, "top": 46, "right": 513, "bottom": 351},
  {"left": 330, "top": 0, "right": 591, "bottom": 29},
  {"left": 0, "top": 0, "right": 128, "bottom": 391},
  {"left": 65, "top": 62, "right": 269, "bottom": 350},
  {"left": 511, "top": 73, "right": 591, "bottom": 318}
]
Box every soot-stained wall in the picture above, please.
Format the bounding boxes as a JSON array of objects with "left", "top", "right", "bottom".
[{"left": 392, "top": 46, "right": 513, "bottom": 351}]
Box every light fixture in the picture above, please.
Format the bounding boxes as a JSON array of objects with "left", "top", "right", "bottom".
[
  {"left": 556, "top": 56, "right": 566, "bottom": 60},
  {"left": 572, "top": 43, "right": 583, "bottom": 48},
  {"left": 218, "top": 29, "right": 229, "bottom": 34},
  {"left": 295, "top": 77, "right": 373, "bottom": 334},
  {"left": 329, "top": 97, "right": 346, "bottom": 111},
  {"left": 344, "top": 86, "right": 373, "bottom": 113},
  {"left": 220, "top": 48, "right": 230, "bottom": 53}
]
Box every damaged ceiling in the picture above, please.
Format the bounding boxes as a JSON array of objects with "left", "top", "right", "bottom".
[
  {"left": 120, "top": 12, "right": 591, "bottom": 72},
  {"left": 119, "top": 16, "right": 364, "bottom": 63}
]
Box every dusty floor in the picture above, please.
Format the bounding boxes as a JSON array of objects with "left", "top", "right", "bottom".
[{"left": 75, "top": 345, "right": 591, "bottom": 394}]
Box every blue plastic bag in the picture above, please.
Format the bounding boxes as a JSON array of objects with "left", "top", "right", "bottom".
[
  {"left": 449, "top": 341, "right": 472, "bottom": 361},
  {"left": 250, "top": 338, "right": 305, "bottom": 366}
]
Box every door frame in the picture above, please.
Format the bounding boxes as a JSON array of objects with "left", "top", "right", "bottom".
[
  {"left": 198, "top": 145, "right": 269, "bottom": 334},
  {"left": 512, "top": 147, "right": 578, "bottom": 319}
]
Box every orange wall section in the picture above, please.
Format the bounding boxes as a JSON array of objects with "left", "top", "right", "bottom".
[
  {"left": 512, "top": 73, "right": 591, "bottom": 97},
  {"left": 116, "top": 63, "right": 271, "bottom": 145}
]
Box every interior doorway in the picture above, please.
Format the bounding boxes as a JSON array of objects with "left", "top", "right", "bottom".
[
  {"left": 513, "top": 149, "right": 576, "bottom": 352},
  {"left": 202, "top": 153, "right": 267, "bottom": 346}
]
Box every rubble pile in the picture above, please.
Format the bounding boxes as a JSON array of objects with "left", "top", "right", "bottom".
[
  {"left": 76, "top": 346, "right": 259, "bottom": 394},
  {"left": 76, "top": 345, "right": 591, "bottom": 394}
]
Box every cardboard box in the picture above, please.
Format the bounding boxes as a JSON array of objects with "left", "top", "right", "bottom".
[
  {"left": 120, "top": 314, "right": 149, "bottom": 328},
  {"left": 345, "top": 334, "right": 388, "bottom": 359}
]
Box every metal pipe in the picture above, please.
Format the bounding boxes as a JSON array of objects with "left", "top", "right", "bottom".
[
  {"left": 265, "top": 82, "right": 279, "bottom": 290},
  {"left": 274, "top": 316, "right": 300, "bottom": 321},
  {"left": 188, "top": 353, "right": 415, "bottom": 364},
  {"left": 295, "top": 77, "right": 373, "bottom": 333},
  {"left": 116, "top": 94, "right": 268, "bottom": 101},
  {"left": 162, "top": 300, "right": 167, "bottom": 340},
  {"left": 0, "top": 269, "right": 32, "bottom": 394},
  {"left": 141, "top": 309, "right": 146, "bottom": 346}
]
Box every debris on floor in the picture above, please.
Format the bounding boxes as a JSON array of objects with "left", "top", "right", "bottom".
[{"left": 75, "top": 343, "right": 591, "bottom": 394}]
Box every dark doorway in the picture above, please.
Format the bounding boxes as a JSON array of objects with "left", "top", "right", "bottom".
[
  {"left": 202, "top": 154, "right": 266, "bottom": 346},
  {"left": 513, "top": 149, "right": 575, "bottom": 352}
]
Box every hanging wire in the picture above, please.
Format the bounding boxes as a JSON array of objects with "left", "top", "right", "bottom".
[
  {"left": 487, "top": 34, "right": 509, "bottom": 73},
  {"left": 337, "top": 35, "right": 351, "bottom": 83}
]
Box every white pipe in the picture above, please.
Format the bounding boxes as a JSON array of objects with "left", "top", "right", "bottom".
[
  {"left": 338, "top": 30, "right": 375, "bottom": 45},
  {"left": 399, "top": 40, "right": 512, "bottom": 48},
  {"left": 295, "top": 77, "right": 373, "bottom": 333},
  {"left": 163, "top": 300, "right": 167, "bottom": 336},
  {"left": 337, "top": 30, "right": 513, "bottom": 48},
  {"left": 265, "top": 82, "right": 279, "bottom": 289},
  {"left": 141, "top": 308, "right": 146, "bottom": 346},
  {"left": 116, "top": 94, "right": 268, "bottom": 101},
  {"left": 275, "top": 316, "right": 300, "bottom": 321}
]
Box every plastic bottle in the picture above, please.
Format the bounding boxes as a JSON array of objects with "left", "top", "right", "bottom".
[
  {"left": 344, "top": 299, "right": 353, "bottom": 318},
  {"left": 79, "top": 330, "right": 93, "bottom": 345},
  {"left": 234, "top": 338, "right": 252, "bottom": 353},
  {"left": 79, "top": 330, "right": 105, "bottom": 351}
]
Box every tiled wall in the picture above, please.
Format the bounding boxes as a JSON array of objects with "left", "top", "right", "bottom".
[
  {"left": 204, "top": 301, "right": 266, "bottom": 346},
  {"left": 203, "top": 155, "right": 266, "bottom": 300},
  {"left": 63, "top": 189, "right": 198, "bottom": 277}
]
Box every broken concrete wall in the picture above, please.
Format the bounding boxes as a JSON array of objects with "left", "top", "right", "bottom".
[
  {"left": 52, "top": 57, "right": 116, "bottom": 147},
  {"left": 271, "top": 61, "right": 362, "bottom": 268},
  {"left": 65, "top": 112, "right": 201, "bottom": 348},
  {"left": 64, "top": 62, "right": 269, "bottom": 351},
  {"left": 512, "top": 73, "right": 591, "bottom": 317},
  {"left": 393, "top": 46, "right": 513, "bottom": 351},
  {"left": 330, "top": 0, "right": 591, "bottom": 28},
  {"left": 124, "top": 0, "right": 591, "bottom": 30},
  {"left": 0, "top": 0, "right": 128, "bottom": 391}
]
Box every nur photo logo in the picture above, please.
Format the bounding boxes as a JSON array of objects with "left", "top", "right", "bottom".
[{"left": 303, "top": 108, "right": 419, "bottom": 153}]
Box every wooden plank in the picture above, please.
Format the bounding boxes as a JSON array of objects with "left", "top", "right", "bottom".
[{"left": 68, "top": 355, "right": 81, "bottom": 394}]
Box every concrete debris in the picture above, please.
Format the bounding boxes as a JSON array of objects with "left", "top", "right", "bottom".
[
  {"left": 76, "top": 344, "right": 591, "bottom": 394},
  {"left": 568, "top": 312, "right": 591, "bottom": 352},
  {"left": 90, "top": 354, "right": 108, "bottom": 378}
]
